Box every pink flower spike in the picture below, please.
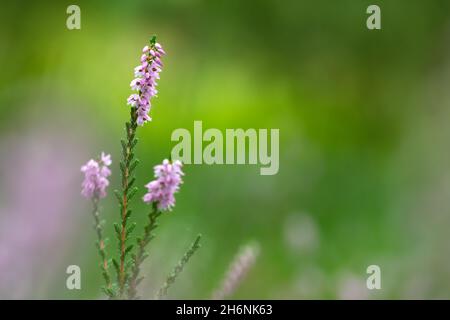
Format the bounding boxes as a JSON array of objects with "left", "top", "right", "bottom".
[
  {"left": 143, "top": 159, "right": 184, "bottom": 211},
  {"left": 81, "top": 153, "right": 112, "bottom": 199},
  {"left": 126, "top": 40, "right": 165, "bottom": 126}
]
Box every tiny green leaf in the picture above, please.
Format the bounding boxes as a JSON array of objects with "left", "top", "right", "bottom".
[
  {"left": 129, "top": 159, "right": 139, "bottom": 173},
  {"left": 126, "top": 223, "right": 137, "bottom": 236},
  {"left": 114, "top": 223, "right": 121, "bottom": 235},
  {"left": 127, "top": 187, "right": 138, "bottom": 201}
]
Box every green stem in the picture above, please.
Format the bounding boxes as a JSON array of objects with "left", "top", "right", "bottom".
[
  {"left": 91, "top": 197, "right": 113, "bottom": 296},
  {"left": 127, "top": 204, "right": 162, "bottom": 299},
  {"left": 117, "top": 109, "right": 139, "bottom": 296}
]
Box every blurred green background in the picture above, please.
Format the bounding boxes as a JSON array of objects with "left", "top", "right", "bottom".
[{"left": 1, "top": 0, "right": 450, "bottom": 299}]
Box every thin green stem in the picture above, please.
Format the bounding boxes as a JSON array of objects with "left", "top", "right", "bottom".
[
  {"left": 127, "top": 204, "right": 162, "bottom": 299},
  {"left": 116, "top": 109, "right": 139, "bottom": 297},
  {"left": 91, "top": 197, "right": 113, "bottom": 296},
  {"left": 155, "top": 234, "right": 202, "bottom": 300}
]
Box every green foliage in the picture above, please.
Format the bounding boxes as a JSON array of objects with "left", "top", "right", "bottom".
[
  {"left": 115, "top": 108, "right": 140, "bottom": 297},
  {"left": 90, "top": 198, "right": 114, "bottom": 298},
  {"left": 127, "top": 204, "right": 162, "bottom": 299}
]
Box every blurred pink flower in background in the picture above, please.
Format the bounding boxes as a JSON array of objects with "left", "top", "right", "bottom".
[
  {"left": 337, "top": 273, "right": 369, "bottom": 300},
  {"left": 212, "top": 243, "right": 260, "bottom": 300},
  {"left": 283, "top": 212, "right": 320, "bottom": 255},
  {"left": 0, "top": 128, "right": 86, "bottom": 298}
]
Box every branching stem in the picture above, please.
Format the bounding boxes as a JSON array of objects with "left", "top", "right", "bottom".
[
  {"left": 91, "top": 197, "right": 113, "bottom": 296},
  {"left": 127, "top": 204, "right": 162, "bottom": 299}
]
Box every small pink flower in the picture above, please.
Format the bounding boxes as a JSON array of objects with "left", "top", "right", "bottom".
[
  {"left": 155, "top": 43, "right": 166, "bottom": 55},
  {"left": 127, "top": 94, "right": 139, "bottom": 107},
  {"left": 101, "top": 152, "right": 112, "bottom": 166}
]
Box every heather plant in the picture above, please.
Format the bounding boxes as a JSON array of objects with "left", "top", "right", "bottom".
[
  {"left": 80, "top": 36, "right": 201, "bottom": 299},
  {"left": 79, "top": 36, "right": 260, "bottom": 300}
]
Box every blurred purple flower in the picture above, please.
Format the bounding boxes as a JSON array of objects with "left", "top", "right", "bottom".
[
  {"left": 0, "top": 130, "right": 85, "bottom": 298},
  {"left": 143, "top": 159, "right": 183, "bottom": 211},
  {"left": 80, "top": 152, "right": 112, "bottom": 199},
  {"left": 212, "top": 243, "right": 260, "bottom": 300},
  {"left": 337, "top": 273, "right": 369, "bottom": 300},
  {"left": 127, "top": 42, "right": 166, "bottom": 126}
]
